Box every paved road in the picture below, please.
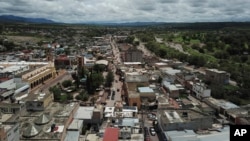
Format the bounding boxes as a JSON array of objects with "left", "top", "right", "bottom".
[{"left": 105, "top": 38, "right": 123, "bottom": 106}]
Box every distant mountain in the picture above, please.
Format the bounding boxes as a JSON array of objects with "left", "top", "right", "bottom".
[
  {"left": 83, "top": 21, "right": 167, "bottom": 27},
  {"left": 0, "top": 15, "right": 55, "bottom": 24}
]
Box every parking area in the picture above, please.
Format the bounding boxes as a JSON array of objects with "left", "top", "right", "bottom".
[{"left": 140, "top": 112, "right": 159, "bottom": 141}]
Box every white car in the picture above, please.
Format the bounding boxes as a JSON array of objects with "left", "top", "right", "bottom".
[{"left": 149, "top": 127, "right": 156, "bottom": 136}]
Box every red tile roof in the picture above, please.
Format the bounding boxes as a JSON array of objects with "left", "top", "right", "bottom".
[{"left": 103, "top": 127, "right": 119, "bottom": 141}]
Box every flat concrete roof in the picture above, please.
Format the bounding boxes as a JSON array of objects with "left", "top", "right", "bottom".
[
  {"left": 138, "top": 87, "right": 154, "bottom": 93},
  {"left": 65, "top": 131, "right": 79, "bottom": 141},
  {"left": 165, "top": 126, "right": 229, "bottom": 141},
  {"left": 0, "top": 113, "right": 13, "bottom": 122},
  {"left": 68, "top": 119, "right": 83, "bottom": 130},
  {"left": 104, "top": 107, "right": 115, "bottom": 113},
  {"left": 205, "top": 97, "right": 239, "bottom": 110},
  {"left": 160, "top": 109, "right": 209, "bottom": 124},
  {"left": 74, "top": 106, "right": 94, "bottom": 119},
  {"left": 126, "top": 74, "right": 149, "bottom": 83}
]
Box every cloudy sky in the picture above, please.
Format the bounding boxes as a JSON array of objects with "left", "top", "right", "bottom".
[{"left": 0, "top": 0, "right": 250, "bottom": 23}]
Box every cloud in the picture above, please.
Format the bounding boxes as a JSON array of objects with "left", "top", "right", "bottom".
[{"left": 0, "top": 0, "right": 249, "bottom": 23}]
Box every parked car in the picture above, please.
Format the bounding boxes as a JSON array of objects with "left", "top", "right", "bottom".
[
  {"left": 144, "top": 136, "right": 150, "bottom": 141},
  {"left": 149, "top": 127, "right": 156, "bottom": 136},
  {"left": 144, "top": 127, "right": 149, "bottom": 136},
  {"left": 148, "top": 113, "right": 157, "bottom": 120}
]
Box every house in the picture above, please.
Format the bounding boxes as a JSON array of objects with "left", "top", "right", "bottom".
[
  {"left": 162, "top": 81, "right": 184, "bottom": 98},
  {"left": 205, "top": 69, "right": 230, "bottom": 84},
  {"left": 124, "top": 47, "right": 143, "bottom": 62},
  {"left": 24, "top": 92, "right": 53, "bottom": 111},
  {"left": 138, "top": 87, "right": 156, "bottom": 102},
  {"left": 192, "top": 82, "right": 211, "bottom": 100},
  {"left": 54, "top": 54, "right": 71, "bottom": 69},
  {"left": 204, "top": 97, "right": 239, "bottom": 117},
  {"left": 74, "top": 106, "right": 103, "bottom": 125},
  {"left": 158, "top": 109, "right": 213, "bottom": 131},
  {"left": 175, "top": 71, "right": 196, "bottom": 86},
  {"left": 0, "top": 122, "right": 19, "bottom": 141},
  {"left": 64, "top": 119, "right": 83, "bottom": 141},
  {"left": 103, "top": 127, "right": 119, "bottom": 141}
]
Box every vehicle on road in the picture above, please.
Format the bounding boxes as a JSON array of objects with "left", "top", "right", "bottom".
[
  {"left": 148, "top": 113, "right": 157, "bottom": 120},
  {"left": 149, "top": 127, "right": 156, "bottom": 136},
  {"left": 144, "top": 136, "right": 150, "bottom": 141},
  {"left": 144, "top": 127, "right": 149, "bottom": 136}
]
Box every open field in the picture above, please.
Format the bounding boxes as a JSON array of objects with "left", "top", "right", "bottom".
[{"left": 1, "top": 35, "right": 46, "bottom": 43}]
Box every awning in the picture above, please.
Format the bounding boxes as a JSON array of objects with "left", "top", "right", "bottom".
[
  {"left": 0, "top": 90, "right": 14, "bottom": 98},
  {"left": 15, "top": 84, "right": 29, "bottom": 94}
]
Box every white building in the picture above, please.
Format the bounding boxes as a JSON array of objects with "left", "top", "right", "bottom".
[
  {"left": 0, "top": 117, "right": 20, "bottom": 141},
  {"left": 192, "top": 83, "right": 211, "bottom": 99}
]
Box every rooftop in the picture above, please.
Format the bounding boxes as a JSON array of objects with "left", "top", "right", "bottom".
[
  {"left": 19, "top": 102, "right": 78, "bottom": 140},
  {"left": 138, "top": 87, "right": 154, "bottom": 93},
  {"left": 205, "top": 97, "right": 239, "bottom": 110},
  {"left": 103, "top": 127, "right": 119, "bottom": 141},
  {"left": 118, "top": 118, "right": 139, "bottom": 127},
  {"left": 125, "top": 74, "right": 149, "bottom": 83},
  {"left": 67, "top": 119, "right": 83, "bottom": 130},
  {"left": 206, "top": 68, "right": 227, "bottom": 73},
  {"left": 159, "top": 109, "right": 210, "bottom": 124},
  {"left": 165, "top": 126, "right": 229, "bottom": 141},
  {"left": 74, "top": 106, "right": 94, "bottom": 119},
  {"left": 0, "top": 65, "right": 28, "bottom": 73},
  {"left": 64, "top": 131, "right": 79, "bottom": 141}
]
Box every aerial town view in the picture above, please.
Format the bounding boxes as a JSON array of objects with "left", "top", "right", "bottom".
[{"left": 0, "top": 0, "right": 250, "bottom": 141}]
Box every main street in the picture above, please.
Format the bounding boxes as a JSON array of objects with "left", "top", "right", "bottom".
[{"left": 105, "top": 37, "right": 123, "bottom": 106}]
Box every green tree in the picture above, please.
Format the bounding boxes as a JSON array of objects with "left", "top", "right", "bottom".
[
  {"left": 157, "top": 76, "right": 163, "bottom": 83},
  {"left": 62, "top": 80, "right": 73, "bottom": 88},
  {"left": 125, "top": 36, "right": 135, "bottom": 44},
  {"left": 93, "top": 64, "right": 106, "bottom": 72},
  {"left": 86, "top": 72, "right": 104, "bottom": 94},
  {"left": 105, "top": 71, "right": 114, "bottom": 87},
  {"left": 49, "top": 86, "right": 62, "bottom": 101}
]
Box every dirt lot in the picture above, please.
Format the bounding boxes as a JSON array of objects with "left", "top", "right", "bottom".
[{"left": 2, "top": 35, "right": 43, "bottom": 43}]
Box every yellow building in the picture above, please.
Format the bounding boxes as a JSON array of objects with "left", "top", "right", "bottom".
[{"left": 21, "top": 62, "right": 56, "bottom": 89}]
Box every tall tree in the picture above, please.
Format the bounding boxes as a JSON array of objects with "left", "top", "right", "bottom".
[
  {"left": 105, "top": 71, "right": 114, "bottom": 87},
  {"left": 86, "top": 71, "right": 104, "bottom": 94}
]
